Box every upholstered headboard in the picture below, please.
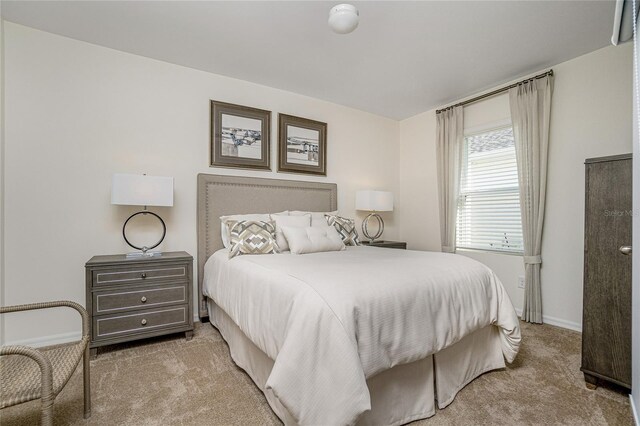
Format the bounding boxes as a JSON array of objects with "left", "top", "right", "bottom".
[{"left": 196, "top": 173, "right": 338, "bottom": 319}]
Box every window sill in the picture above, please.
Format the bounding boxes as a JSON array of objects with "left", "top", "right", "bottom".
[{"left": 455, "top": 247, "right": 524, "bottom": 257}]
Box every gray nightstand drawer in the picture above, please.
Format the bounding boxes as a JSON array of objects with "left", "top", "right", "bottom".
[
  {"left": 94, "top": 305, "right": 189, "bottom": 340},
  {"left": 93, "top": 264, "right": 187, "bottom": 286},
  {"left": 94, "top": 283, "right": 188, "bottom": 314}
]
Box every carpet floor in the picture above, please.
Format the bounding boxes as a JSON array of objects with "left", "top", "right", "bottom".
[{"left": 2, "top": 321, "right": 633, "bottom": 425}]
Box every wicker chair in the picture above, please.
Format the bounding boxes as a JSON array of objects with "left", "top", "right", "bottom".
[{"left": 0, "top": 301, "right": 91, "bottom": 425}]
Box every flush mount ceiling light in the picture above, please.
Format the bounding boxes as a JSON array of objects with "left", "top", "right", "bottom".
[{"left": 328, "top": 4, "right": 359, "bottom": 34}]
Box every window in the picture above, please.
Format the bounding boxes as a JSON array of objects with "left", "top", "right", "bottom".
[{"left": 456, "top": 126, "right": 523, "bottom": 254}]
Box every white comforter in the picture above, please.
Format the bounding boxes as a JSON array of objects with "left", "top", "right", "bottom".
[{"left": 203, "top": 246, "right": 521, "bottom": 425}]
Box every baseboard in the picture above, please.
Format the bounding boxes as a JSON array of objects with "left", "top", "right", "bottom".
[
  {"left": 631, "top": 395, "right": 639, "bottom": 426},
  {"left": 4, "top": 331, "right": 82, "bottom": 348},
  {"left": 515, "top": 308, "right": 582, "bottom": 332}
]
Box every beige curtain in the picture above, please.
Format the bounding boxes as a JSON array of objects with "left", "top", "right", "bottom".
[
  {"left": 436, "top": 106, "right": 463, "bottom": 253},
  {"left": 509, "top": 75, "right": 553, "bottom": 324}
]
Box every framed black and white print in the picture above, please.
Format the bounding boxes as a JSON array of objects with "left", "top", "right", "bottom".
[
  {"left": 210, "top": 100, "right": 271, "bottom": 170},
  {"left": 278, "top": 114, "right": 327, "bottom": 176}
]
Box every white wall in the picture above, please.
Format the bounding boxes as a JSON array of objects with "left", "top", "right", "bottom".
[
  {"left": 1, "top": 22, "right": 400, "bottom": 344},
  {"left": 2, "top": 21, "right": 634, "bottom": 345},
  {"left": 398, "top": 43, "right": 633, "bottom": 330}
]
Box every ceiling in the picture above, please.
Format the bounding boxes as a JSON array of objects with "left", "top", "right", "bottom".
[{"left": 1, "top": 1, "right": 616, "bottom": 120}]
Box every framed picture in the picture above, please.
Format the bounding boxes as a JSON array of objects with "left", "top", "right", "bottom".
[
  {"left": 278, "top": 114, "right": 327, "bottom": 176},
  {"left": 210, "top": 100, "right": 271, "bottom": 170}
]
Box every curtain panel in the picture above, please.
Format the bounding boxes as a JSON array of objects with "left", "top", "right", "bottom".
[
  {"left": 509, "top": 75, "right": 553, "bottom": 324},
  {"left": 436, "top": 107, "right": 463, "bottom": 253}
]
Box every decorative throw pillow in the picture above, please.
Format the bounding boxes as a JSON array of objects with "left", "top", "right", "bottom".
[
  {"left": 269, "top": 213, "right": 311, "bottom": 251},
  {"left": 290, "top": 210, "right": 338, "bottom": 227},
  {"left": 220, "top": 212, "right": 287, "bottom": 248},
  {"left": 281, "top": 226, "right": 345, "bottom": 254},
  {"left": 220, "top": 213, "right": 271, "bottom": 248},
  {"left": 325, "top": 214, "right": 361, "bottom": 246},
  {"left": 226, "top": 220, "right": 278, "bottom": 259}
]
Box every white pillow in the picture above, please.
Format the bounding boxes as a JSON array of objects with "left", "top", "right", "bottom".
[
  {"left": 269, "top": 214, "right": 311, "bottom": 251},
  {"left": 281, "top": 226, "right": 346, "bottom": 255},
  {"left": 290, "top": 210, "right": 338, "bottom": 227},
  {"left": 220, "top": 213, "right": 272, "bottom": 248}
]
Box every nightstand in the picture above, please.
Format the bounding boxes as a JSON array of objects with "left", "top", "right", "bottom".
[
  {"left": 85, "top": 251, "right": 194, "bottom": 357},
  {"left": 361, "top": 240, "right": 407, "bottom": 249}
]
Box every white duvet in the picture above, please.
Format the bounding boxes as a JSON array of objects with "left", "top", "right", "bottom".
[{"left": 203, "top": 246, "right": 521, "bottom": 425}]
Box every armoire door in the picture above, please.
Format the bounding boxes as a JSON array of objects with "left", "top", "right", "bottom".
[{"left": 582, "top": 154, "right": 632, "bottom": 389}]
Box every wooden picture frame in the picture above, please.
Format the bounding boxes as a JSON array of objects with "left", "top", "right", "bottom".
[
  {"left": 210, "top": 100, "right": 271, "bottom": 170},
  {"left": 278, "top": 114, "right": 327, "bottom": 176}
]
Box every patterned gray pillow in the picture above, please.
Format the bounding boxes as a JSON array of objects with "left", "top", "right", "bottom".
[
  {"left": 226, "top": 220, "right": 278, "bottom": 259},
  {"left": 325, "top": 214, "right": 361, "bottom": 246}
]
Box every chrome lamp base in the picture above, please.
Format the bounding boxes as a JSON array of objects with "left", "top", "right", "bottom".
[
  {"left": 362, "top": 213, "right": 384, "bottom": 243},
  {"left": 125, "top": 251, "right": 162, "bottom": 259}
]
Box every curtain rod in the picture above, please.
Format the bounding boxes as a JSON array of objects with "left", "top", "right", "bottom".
[{"left": 435, "top": 69, "right": 554, "bottom": 114}]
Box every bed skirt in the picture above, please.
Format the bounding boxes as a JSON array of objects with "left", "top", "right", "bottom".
[{"left": 207, "top": 299, "right": 505, "bottom": 425}]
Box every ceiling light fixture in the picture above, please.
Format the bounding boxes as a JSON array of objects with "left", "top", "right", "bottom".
[{"left": 328, "top": 4, "right": 359, "bottom": 34}]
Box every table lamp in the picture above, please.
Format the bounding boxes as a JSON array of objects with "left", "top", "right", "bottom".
[
  {"left": 355, "top": 190, "right": 394, "bottom": 243},
  {"left": 111, "top": 174, "right": 174, "bottom": 257}
]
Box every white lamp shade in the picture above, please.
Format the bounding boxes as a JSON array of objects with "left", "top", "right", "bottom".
[
  {"left": 356, "top": 190, "right": 394, "bottom": 212},
  {"left": 111, "top": 174, "right": 174, "bottom": 207}
]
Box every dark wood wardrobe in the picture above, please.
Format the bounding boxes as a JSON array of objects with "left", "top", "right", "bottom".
[{"left": 582, "top": 154, "right": 632, "bottom": 391}]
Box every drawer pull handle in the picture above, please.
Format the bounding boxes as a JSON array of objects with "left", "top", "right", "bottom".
[
  {"left": 141, "top": 272, "right": 147, "bottom": 279},
  {"left": 141, "top": 319, "right": 147, "bottom": 326},
  {"left": 140, "top": 296, "right": 147, "bottom": 303}
]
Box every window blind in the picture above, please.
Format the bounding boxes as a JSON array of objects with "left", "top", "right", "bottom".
[{"left": 456, "top": 127, "right": 523, "bottom": 254}]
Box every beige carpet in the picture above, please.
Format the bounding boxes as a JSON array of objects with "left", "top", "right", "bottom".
[{"left": 2, "top": 321, "right": 633, "bottom": 425}]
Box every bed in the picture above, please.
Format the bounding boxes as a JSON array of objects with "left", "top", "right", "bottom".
[{"left": 197, "top": 173, "right": 521, "bottom": 426}]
